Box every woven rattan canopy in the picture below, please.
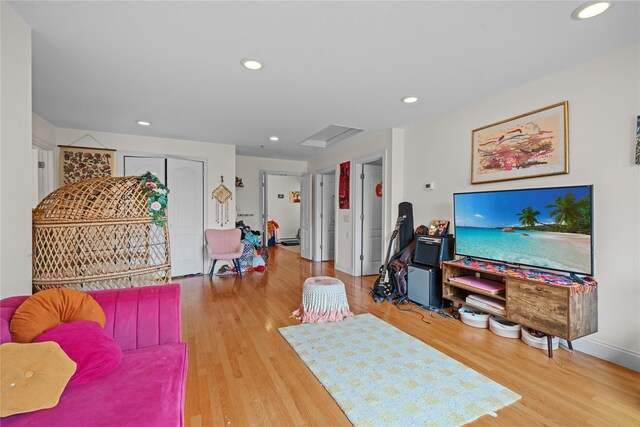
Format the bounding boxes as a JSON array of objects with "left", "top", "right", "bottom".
[{"left": 32, "top": 176, "right": 171, "bottom": 292}]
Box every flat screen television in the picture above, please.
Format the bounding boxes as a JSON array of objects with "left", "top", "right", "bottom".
[{"left": 453, "top": 185, "right": 593, "bottom": 275}]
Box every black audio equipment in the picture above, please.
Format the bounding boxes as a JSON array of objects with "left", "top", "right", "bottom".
[
  {"left": 413, "top": 236, "right": 455, "bottom": 267},
  {"left": 407, "top": 264, "right": 444, "bottom": 308}
]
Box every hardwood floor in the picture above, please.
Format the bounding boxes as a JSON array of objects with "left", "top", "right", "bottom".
[{"left": 180, "top": 247, "right": 639, "bottom": 426}]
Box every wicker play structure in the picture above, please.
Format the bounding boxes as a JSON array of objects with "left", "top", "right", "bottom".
[{"left": 32, "top": 176, "right": 171, "bottom": 292}]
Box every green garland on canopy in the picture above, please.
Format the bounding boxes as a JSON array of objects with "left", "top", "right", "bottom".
[{"left": 138, "top": 172, "right": 170, "bottom": 226}]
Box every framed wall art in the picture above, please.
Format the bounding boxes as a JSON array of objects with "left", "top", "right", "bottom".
[
  {"left": 59, "top": 145, "right": 116, "bottom": 186},
  {"left": 339, "top": 161, "right": 350, "bottom": 209},
  {"left": 290, "top": 191, "right": 301, "bottom": 203},
  {"left": 636, "top": 116, "right": 640, "bottom": 165},
  {"left": 471, "top": 101, "right": 569, "bottom": 184}
]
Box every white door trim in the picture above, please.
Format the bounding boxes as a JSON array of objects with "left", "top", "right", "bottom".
[
  {"left": 313, "top": 166, "right": 337, "bottom": 261},
  {"left": 258, "top": 170, "right": 304, "bottom": 247},
  {"left": 352, "top": 149, "right": 387, "bottom": 277}
]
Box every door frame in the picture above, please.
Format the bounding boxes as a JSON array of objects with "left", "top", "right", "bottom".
[
  {"left": 259, "top": 170, "right": 304, "bottom": 247},
  {"left": 352, "top": 149, "right": 387, "bottom": 277},
  {"left": 119, "top": 151, "right": 208, "bottom": 274},
  {"left": 313, "top": 166, "right": 338, "bottom": 261}
]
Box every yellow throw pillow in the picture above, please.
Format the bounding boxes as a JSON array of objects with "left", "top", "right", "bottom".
[
  {"left": 0, "top": 342, "right": 77, "bottom": 417},
  {"left": 10, "top": 288, "right": 106, "bottom": 343}
]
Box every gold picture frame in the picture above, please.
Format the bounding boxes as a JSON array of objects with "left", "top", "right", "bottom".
[
  {"left": 58, "top": 145, "right": 116, "bottom": 186},
  {"left": 471, "top": 101, "right": 569, "bottom": 184}
]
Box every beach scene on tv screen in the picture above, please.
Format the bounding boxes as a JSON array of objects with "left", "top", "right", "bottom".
[{"left": 455, "top": 186, "right": 592, "bottom": 274}]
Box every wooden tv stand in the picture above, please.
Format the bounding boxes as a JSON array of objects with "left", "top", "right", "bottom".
[{"left": 441, "top": 259, "right": 598, "bottom": 358}]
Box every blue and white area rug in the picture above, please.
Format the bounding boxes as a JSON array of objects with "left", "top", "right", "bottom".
[{"left": 279, "top": 313, "right": 520, "bottom": 426}]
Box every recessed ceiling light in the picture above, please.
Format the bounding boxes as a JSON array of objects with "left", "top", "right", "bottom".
[
  {"left": 269, "top": 136, "right": 279, "bottom": 142},
  {"left": 136, "top": 121, "right": 151, "bottom": 126},
  {"left": 402, "top": 96, "right": 418, "bottom": 104},
  {"left": 571, "top": 2, "right": 610, "bottom": 20},
  {"left": 241, "top": 58, "right": 263, "bottom": 70}
]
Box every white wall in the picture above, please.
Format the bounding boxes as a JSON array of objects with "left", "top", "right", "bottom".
[
  {"left": 0, "top": 2, "right": 33, "bottom": 298},
  {"left": 307, "top": 129, "right": 394, "bottom": 274},
  {"left": 235, "top": 155, "right": 306, "bottom": 231},
  {"left": 402, "top": 44, "right": 640, "bottom": 370},
  {"left": 267, "top": 175, "right": 301, "bottom": 240},
  {"left": 32, "top": 113, "right": 56, "bottom": 150},
  {"left": 55, "top": 128, "right": 236, "bottom": 230}
]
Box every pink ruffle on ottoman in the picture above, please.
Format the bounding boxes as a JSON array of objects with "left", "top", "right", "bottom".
[{"left": 292, "top": 276, "right": 354, "bottom": 323}]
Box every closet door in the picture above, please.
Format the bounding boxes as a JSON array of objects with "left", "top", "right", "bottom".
[
  {"left": 123, "top": 156, "right": 166, "bottom": 182},
  {"left": 167, "top": 158, "right": 204, "bottom": 276}
]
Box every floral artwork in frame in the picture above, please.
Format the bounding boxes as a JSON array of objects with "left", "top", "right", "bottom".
[
  {"left": 339, "top": 161, "right": 350, "bottom": 209},
  {"left": 59, "top": 145, "right": 116, "bottom": 186},
  {"left": 471, "top": 101, "right": 569, "bottom": 184},
  {"left": 636, "top": 116, "right": 640, "bottom": 165}
]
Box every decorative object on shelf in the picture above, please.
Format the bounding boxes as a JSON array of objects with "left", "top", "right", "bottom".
[
  {"left": 471, "top": 101, "right": 569, "bottom": 184},
  {"left": 58, "top": 134, "right": 116, "bottom": 186},
  {"left": 138, "top": 172, "right": 170, "bottom": 226},
  {"left": 235, "top": 176, "right": 244, "bottom": 187},
  {"left": 339, "top": 161, "right": 350, "bottom": 209},
  {"left": 447, "top": 257, "right": 596, "bottom": 294},
  {"left": 212, "top": 176, "right": 233, "bottom": 226},
  {"left": 32, "top": 176, "right": 171, "bottom": 292},
  {"left": 636, "top": 116, "right": 640, "bottom": 165},
  {"left": 290, "top": 190, "right": 301, "bottom": 203},
  {"left": 428, "top": 219, "right": 449, "bottom": 236},
  {"left": 375, "top": 182, "right": 382, "bottom": 198}
]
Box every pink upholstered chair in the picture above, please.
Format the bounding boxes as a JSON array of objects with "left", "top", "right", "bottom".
[{"left": 205, "top": 228, "right": 244, "bottom": 279}]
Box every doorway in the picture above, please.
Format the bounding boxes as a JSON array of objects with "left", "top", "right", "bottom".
[
  {"left": 259, "top": 171, "right": 309, "bottom": 258},
  {"left": 123, "top": 156, "right": 205, "bottom": 277},
  {"left": 31, "top": 146, "right": 54, "bottom": 207},
  {"left": 353, "top": 155, "right": 385, "bottom": 276}
]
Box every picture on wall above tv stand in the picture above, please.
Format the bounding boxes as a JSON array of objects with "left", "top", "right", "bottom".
[{"left": 453, "top": 185, "right": 593, "bottom": 277}]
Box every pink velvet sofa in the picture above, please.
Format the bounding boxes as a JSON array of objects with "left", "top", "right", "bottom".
[{"left": 0, "top": 284, "right": 188, "bottom": 427}]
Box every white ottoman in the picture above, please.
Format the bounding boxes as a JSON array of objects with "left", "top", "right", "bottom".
[{"left": 292, "top": 276, "right": 354, "bottom": 323}]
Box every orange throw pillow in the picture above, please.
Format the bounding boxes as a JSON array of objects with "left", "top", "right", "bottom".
[{"left": 9, "top": 288, "right": 106, "bottom": 343}]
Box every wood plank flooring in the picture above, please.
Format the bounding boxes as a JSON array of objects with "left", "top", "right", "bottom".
[{"left": 180, "top": 247, "right": 639, "bottom": 426}]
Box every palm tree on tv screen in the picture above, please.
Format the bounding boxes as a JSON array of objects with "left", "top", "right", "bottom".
[
  {"left": 516, "top": 207, "right": 540, "bottom": 227},
  {"left": 546, "top": 192, "right": 581, "bottom": 231}
]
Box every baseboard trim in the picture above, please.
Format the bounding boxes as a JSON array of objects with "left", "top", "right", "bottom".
[
  {"left": 570, "top": 338, "right": 640, "bottom": 371},
  {"left": 334, "top": 263, "right": 352, "bottom": 275}
]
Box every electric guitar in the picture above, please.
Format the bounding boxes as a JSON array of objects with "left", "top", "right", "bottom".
[{"left": 372, "top": 215, "right": 405, "bottom": 300}]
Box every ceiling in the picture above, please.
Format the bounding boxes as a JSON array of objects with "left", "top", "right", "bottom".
[{"left": 12, "top": 1, "right": 640, "bottom": 161}]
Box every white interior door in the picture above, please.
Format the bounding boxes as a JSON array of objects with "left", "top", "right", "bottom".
[
  {"left": 321, "top": 173, "right": 336, "bottom": 261},
  {"left": 123, "top": 156, "right": 166, "bottom": 182},
  {"left": 300, "top": 173, "right": 312, "bottom": 260},
  {"left": 361, "top": 164, "right": 383, "bottom": 275},
  {"left": 167, "top": 158, "right": 204, "bottom": 276}
]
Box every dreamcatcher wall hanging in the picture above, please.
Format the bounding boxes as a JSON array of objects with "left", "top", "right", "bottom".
[{"left": 212, "top": 176, "right": 233, "bottom": 226}]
